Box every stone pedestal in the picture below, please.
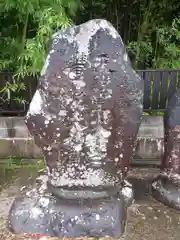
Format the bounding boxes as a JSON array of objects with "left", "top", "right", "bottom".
[{"left": 9, "top": 179, "right": 126, "bottom": 237}]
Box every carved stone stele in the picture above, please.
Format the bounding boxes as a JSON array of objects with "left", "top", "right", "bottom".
[{"left": 8, "top": 19, "right": 144, "bottom": 238}]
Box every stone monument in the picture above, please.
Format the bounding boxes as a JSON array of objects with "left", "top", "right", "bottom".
[
  {"left": 8, "top": 19, "right": 144, "bottom": 237},
  {"left": 152, "top": 88, "right": 180, "bottom": 210}
]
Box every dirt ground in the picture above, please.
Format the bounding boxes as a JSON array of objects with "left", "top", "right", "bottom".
[{"left": 0, "top": 167, "right": 180, "bottom": 240}]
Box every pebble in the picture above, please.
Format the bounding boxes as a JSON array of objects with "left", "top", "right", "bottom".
[{"left": 147, "top": 206, "right": 153, "bottom": 211}]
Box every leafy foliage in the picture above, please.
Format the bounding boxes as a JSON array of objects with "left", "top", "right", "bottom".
[
  {"left": 0, "top": 0, "right": 82, "bottom": 75},
  {"left": 153, "top": 18, "right": 180, "bottom": 69},
  {"left": 81, "top": 0, "right": 180, "bottom": 70},
  {"left": 0, "top": 0, "right": 180, "bottom": 107},
  {"left": 0, "top": 0, "right": 82, "bottom": 104}
]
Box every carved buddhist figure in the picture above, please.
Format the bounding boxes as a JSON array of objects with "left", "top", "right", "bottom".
[
  {"left": 8, "top": 19, "right": 144, "bottom": 237},
  {"left": 152, "top": 88, "right": 180, "bottom": 211}
]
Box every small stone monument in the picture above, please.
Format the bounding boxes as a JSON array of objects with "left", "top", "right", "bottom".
[
  {"left": 8, "top": 19, "right": 144, "bottom": 237},
  {"left": 152, "top": 88, "right": 180, "bottom": 211}
]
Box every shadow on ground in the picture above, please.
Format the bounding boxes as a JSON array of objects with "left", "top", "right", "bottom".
[{"left": 0, "top": 165, "right": 180, "bottom": 240}]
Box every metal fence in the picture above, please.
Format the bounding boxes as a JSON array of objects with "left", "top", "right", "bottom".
[
  {"left": 137, "top": 69, "right": 180, "bottom": 112},
  {"left": 0, "top": 69, "right": 180, "bottom": 116}
]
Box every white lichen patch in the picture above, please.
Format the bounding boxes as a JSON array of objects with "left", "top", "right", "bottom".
[
  {"left": 85, "top": 126, "right": 111, "bottom": 161},
  {"left": 77, "top": 20, "right": 120, "bottom": 57},
  {"left": 27, "top": 90, "right": 43, "bottom": 116},
  {"left": 123, "top": 53, "right": 128, "bottom": 62},
  {"left": 39, "top": 197, "right": 50, "bottom": 207},
  {"left": 49, "top": 164, "right": 120, "bottom": 187},
  {"left": 40, "top": 49, "right": 55, "bottom": 76},
  {"left": 72, "top": 79, "right": 86, "bottom": 89},
  {"left": 122, "top": 186, "right": 133, "bottom": 199},
  {"left": 30, "top": 207, "right": 43, "bottom": 219}
]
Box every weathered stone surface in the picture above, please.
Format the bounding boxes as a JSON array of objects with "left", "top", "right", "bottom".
[
  {"left": 25, "top": 19, "right": 143, "bottom": 187},
  {"left": 152, "top": 88, "right": 180, "bottom": 211},
  {"left": 9, "top": 19, "right": 144, "bottom": 237}
]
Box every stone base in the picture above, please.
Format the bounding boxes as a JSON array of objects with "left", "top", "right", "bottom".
[
  {"left": 152, "top": 173, "right": 180, "bottom": 211},
  {"left": 8, "top": 183, "right": 127, "bottom": 238}
]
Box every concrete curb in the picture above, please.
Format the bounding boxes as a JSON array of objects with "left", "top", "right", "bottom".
[{"left": 0, "top": 116, "right": 164, "bottom": 163}]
